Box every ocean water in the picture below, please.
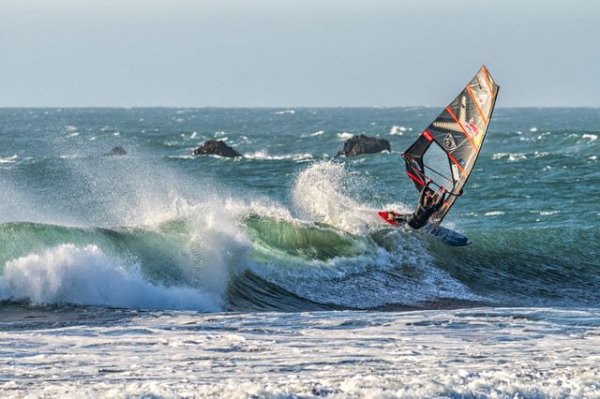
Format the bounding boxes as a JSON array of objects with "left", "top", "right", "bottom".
[{"left": 0, "top": 107, "right": 598, "bottom": 397}]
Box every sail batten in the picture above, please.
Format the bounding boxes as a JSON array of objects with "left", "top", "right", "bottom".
[{"left": 403, "top": 66, "right": 499, "bottom": 224}]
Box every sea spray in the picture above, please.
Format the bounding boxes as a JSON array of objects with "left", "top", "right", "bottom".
[{"left": 292, "top": 161, "right": 378, "bottom": 235}]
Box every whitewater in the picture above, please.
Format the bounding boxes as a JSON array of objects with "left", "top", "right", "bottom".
[{"left": 0, "top": 107, "right": 599, "bottom": 397}]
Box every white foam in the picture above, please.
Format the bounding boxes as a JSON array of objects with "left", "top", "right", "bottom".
[
  {"left": 2, "top": 309, "right": 600, "bottom": 398},
  {"left": 484, "top": 211, "right": 505, "bottom": 216},
  {"left": 244, "top": 150, "right": 313, "bottom": 162},
  {"left": 529, "top": 127, "right": 538, "bottom": 132},
  {"left": 0, "top": 155, "right": 18, "bottom": 164},
  {"left": 238, "top": 135, "right": 252, "bottom": 144},
  {"left": 274, "top": 109, "right": 295, "bottom": 115},
  {"left": 534, "top": 132, "right": 551, "bottom": 141},
  {"left": 0, "top": 244, "right": 220, "bottom": 311},
  {"left": 337, "top": 132, "right": 354, "bottom": 140},
  {"left": 508, "top": 153, "right": 527, "bottom": 161},
  {"left": 244, "top": 150, "right": 275, "bottom": 160},
  {"left": 389, "top": 125, "right": 407, "bottom": 135},
  {"left": 533, "top": 210, "right": 560, "bottom": 216},
  {"left": 491, "top": 152, "right": 527, "bottom": 162},
  {"left": 301, "top": 130, "right": 325, "bottom": 138},
  {"left": 582, "top": 133, "right": 598, "bottom": 142}
]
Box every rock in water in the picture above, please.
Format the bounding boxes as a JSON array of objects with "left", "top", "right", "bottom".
[
  {"left": 192, "top": 140, "right": 242, "bottom": 158},
  {"left": 105, "top": 146, "right": 127, "bottom": 156},
  {"left": 337, "top": 134, "right": 391, "bottom": 156}
]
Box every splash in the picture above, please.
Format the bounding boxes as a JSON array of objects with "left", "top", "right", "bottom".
[{"left": 291, "top": 161, "right": 378, "bottom": 234}]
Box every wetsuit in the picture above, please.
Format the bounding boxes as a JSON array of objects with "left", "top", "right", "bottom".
[
  {"left": 395, "top": 185, "right": 445, "bottom": 229},
  {"left": 407, "top": 197, "right": 442, "bottom": 228}
]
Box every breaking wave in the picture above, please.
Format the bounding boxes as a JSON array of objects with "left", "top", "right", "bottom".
[
  {"left": 0, "top": 244, "right": 219, "bottom": 311},
  {"left": 0, "top": 161, "right": 598, "bottom": 312}
]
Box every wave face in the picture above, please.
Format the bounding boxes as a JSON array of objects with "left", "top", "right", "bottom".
[{"left": 0, "top": 108, "right": 598, "bottom": 311}]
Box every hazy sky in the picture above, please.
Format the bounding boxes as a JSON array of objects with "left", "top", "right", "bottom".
[{"left": 1, "top": 0, "right": 599, "bottom": 107}]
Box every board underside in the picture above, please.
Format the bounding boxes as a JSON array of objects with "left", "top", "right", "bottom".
[{"left": 378, "top": 211, "right": 470, "bottom": 247}]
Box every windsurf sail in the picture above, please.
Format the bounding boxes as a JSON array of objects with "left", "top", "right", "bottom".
[{"left": 403, "top": 65, "right": 499, "bottom": 224}]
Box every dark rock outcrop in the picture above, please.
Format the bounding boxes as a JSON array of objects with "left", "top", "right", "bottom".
[
  {"left": 192, "top": 140, "right": 241, "bottom": 158},
  {"left": 105, "top": 146, "right": 127, "bottom": 156},
  {"left": 337, "top": 134, "right": 391, "bottom": 157}
]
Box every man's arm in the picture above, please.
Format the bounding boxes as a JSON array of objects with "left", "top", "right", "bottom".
[
  {"left": 417, "top": 179, "right": 433, "bottom": 206},
  {"left": 435, "top": 188, "right": 447, "bottom": 207}
]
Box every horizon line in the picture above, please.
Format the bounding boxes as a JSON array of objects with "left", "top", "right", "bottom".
[{"left": 1, "top": 105, "right": 599, "bottom": 110}]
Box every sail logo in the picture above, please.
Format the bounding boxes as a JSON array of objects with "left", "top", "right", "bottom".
[
  {"left": 451, "top": 164, "right": 461, "bottom": 181},
  {"left": 443, "top": 133, "right": 457, "bottom": 151},
  {"left": 477, "top": 93, "right": 488, "bottom": 107},
  {"left": 465, "top": 118, "right": 479, "bottom": 137}
]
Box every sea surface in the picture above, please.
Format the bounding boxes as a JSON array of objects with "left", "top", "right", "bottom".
[{"left": 0, "top": 107, "right": 599, "bottom": 397}]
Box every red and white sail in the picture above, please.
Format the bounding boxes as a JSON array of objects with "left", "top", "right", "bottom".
[{"left": 403, "top": 65, "right": 499, "bottom": 224}]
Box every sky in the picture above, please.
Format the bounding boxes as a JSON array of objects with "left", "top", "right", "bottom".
[{"left": 1, "top": 0, "right": 599, "bottom": 107}]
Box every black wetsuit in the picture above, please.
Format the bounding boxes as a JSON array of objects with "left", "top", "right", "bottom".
[
  {"left": 407, "top": 201, "right": 439, "bottom": 229},
  {"left": 396, "top": 186, "right": 445, "bottom": 229}
]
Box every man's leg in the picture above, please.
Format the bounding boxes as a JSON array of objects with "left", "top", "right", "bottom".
[{"left": 392, "top": 213, "right": 411, "bottom": 224}]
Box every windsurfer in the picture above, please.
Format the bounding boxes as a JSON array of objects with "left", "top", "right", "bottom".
[{"left": 391, "top": 180, "right": 446, "bottom": 229}]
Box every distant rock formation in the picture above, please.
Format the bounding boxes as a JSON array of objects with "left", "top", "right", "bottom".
[
  {"left": 105, "top": 146, "right": 127, "bottom": 156},
  {"left": 192, "top": 140, "right": 241, "bottom": 158},
  {"left": 337, "top": 134, "right": 391, "bottom": 157}
]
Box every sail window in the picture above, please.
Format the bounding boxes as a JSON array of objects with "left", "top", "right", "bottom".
[{"left": 422, "top": 142, "right": 454, "bottom": 192}]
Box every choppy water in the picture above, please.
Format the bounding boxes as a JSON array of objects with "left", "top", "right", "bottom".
[{"left": 0, "top": 107, "right": 599, "bottom": 397}]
